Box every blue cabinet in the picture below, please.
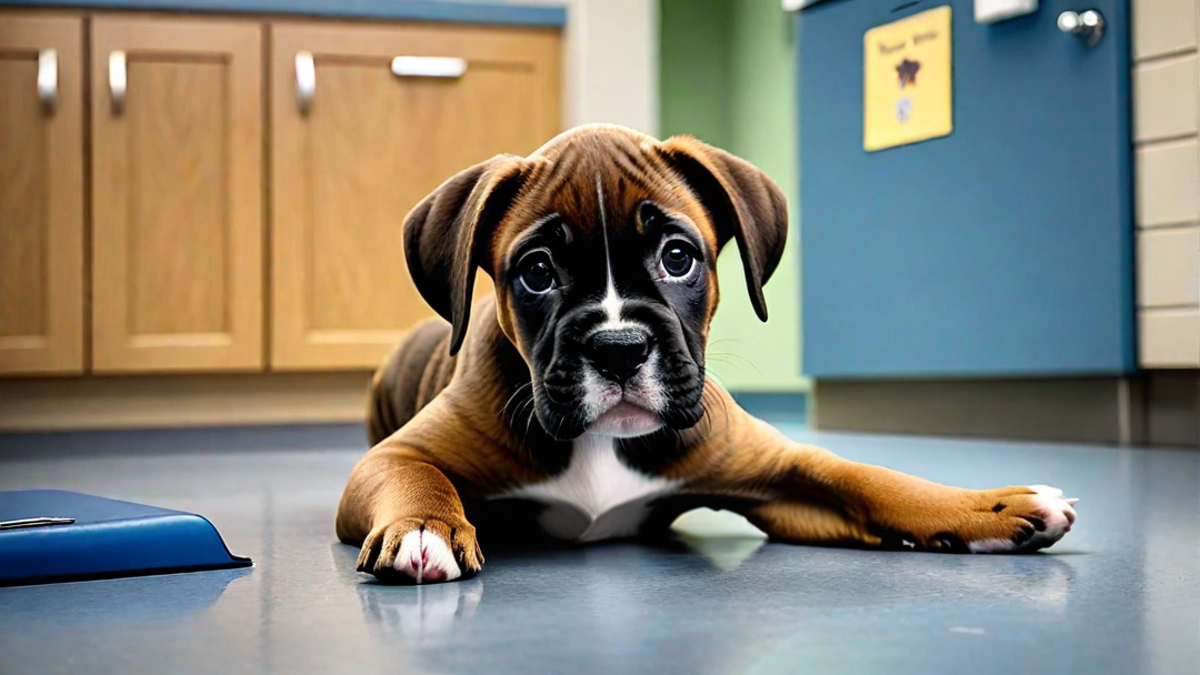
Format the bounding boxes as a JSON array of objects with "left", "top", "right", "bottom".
[{"left": 800, "top": 0, "right": 1133, "bottom": 378}]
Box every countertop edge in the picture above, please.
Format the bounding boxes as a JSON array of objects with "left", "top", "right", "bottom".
[{"left": 0, "top": 0, "right": 568, "bottom": 27}]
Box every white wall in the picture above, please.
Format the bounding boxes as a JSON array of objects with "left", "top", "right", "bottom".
[
  {"left": 1133, "top": 0, "right": 1200, "bottom": 367},
  {"left": 495, "top": 0, "right": 660, "bottom": 135}
]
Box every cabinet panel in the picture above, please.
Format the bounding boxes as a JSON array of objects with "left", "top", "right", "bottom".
[
  {"left": 91, "top": 16, "right": 263, "bottom": 373},
  {"left": 271, "top": 22, "right": 560, "bottom": 369},
  {"left": 0, "top": 13, "right": 84, "bottom": 375}
]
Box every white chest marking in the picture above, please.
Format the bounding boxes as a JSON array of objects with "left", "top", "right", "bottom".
[{"left": 510, "top": 434, "right": 679, "bottom": 542}]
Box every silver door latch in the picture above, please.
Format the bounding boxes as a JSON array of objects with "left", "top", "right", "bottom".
[{"left": 1057, "top": 9, "right": 1105, "bottom": 47}]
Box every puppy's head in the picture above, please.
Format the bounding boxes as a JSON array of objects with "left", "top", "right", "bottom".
[{"left": 404, "top": 124, "right": 788, "bottom": 441}]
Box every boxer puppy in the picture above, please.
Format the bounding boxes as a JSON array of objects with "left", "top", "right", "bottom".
[{"left": 337, "top": 124, "right": 1077, "bottom": 584}]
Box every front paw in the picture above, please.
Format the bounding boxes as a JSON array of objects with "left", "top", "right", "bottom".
[
  {"left": 873, "top": 485, "right": 1078, "bottom": 554},
  {"left": 355, "top": 517, "right": 484, "bottom": 584},
  {"left": 963, "top": 485, "right": 1078, "bottom": 553}
]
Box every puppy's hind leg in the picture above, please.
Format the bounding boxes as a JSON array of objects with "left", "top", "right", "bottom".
[{"left": 366, "top": 318, "right": 455, "bottom": 445}]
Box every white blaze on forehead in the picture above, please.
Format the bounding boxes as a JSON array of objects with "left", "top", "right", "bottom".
[
  {"left": 601, "top": 286, "right": 623, "bottom": 324},
  {"left": 596, "top": 174, "right": 624, "bottom": 326}
]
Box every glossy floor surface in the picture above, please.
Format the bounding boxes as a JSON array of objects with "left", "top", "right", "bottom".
[{"left": 1, "top": 423, "right": 1197, "bottom": 674}]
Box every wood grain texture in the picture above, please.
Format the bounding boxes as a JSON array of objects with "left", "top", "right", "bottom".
[
  {"left": 127, "top": 60, "right": 229, "bottom": 336},
  {"left": 0, "top": 12, "right": 85, "bottom": 376},
  {"left": 91, "top": 15, "right": 263, "bottom": 373},
  {"left": 270, "top": 21, "right": 561, "bottom": 370},
  {"left": 0, "top": 59, "right": 49, "bottom": 339}
]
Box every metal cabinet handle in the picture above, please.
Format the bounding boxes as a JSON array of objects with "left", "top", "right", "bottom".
[
  {"left": 1057, "top": 9, "right": 1105, "bottom": 47},
  {"left": 109, "top": 50, "right": 126, "bottom": 114},
  {"left": 37, "top": 49, "right": 57, "bottom": 114},
  {"left": 390, "top": 56, "right": 467, "bottom": 79},
  {"left": 295, "top": 51, "right": 315, "bottom": 114}
]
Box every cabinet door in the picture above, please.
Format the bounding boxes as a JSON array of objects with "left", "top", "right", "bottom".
[
  {"left": 270, "top": 22, "right": 560, "bottom": 370},
  {"left": 0, "top": 14, "right": 84, "bottom": 375},
  {"left": 800, "top": 0, "right": 1133, "bottom": 377},
  {"left": 91, "top": 17, "right": 263, "bottom": 373}
]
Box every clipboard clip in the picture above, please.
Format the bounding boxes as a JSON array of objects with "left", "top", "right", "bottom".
[{"left": 0, "top": 517, "right": 76, "bottom": 530}]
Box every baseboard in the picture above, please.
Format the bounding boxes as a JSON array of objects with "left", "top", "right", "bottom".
[
  {"left": 812, "top": 377, "right": 1145, "bottom": 445},
  {"left": 0, "top": 374, "right": 813, "bottom": 434},
  {"left": 0, "top": 422, "right": 368, "bottom": 459},
  {"left": 730, "top": 391, "right": 808, "bottom": 425},
  {"left": 17, "top": 372, "right": 1189, "bottom": 445},
  {"left": 0, "top": 372, "right": 373, "bottom": 432},
  {"left": 1142, "top": 371, "right": 1200, "bottom": 446}
]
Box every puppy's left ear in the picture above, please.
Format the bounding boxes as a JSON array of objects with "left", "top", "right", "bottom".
[
  {"left": 656, "top": 136, "right": 789, "bottom": 322},
  {"left": 404, "top": 154, "right": 530, "bottom": 355}
]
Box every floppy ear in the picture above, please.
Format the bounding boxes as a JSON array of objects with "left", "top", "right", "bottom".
[
  {"left": 403, "top": 154, "right": 528, "bottom": 355},
  {"left": 655, "top": 136, "right": 789, "bottom": 322}
]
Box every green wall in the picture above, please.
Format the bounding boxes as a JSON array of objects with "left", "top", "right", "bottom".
[
  {"left": 660, "top": 0, "right": 731, "bottom": 148},
  {"left": 661, "top": 0, "right": 808, "bottom": 393}
]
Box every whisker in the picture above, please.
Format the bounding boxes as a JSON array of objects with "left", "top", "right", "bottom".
[
  {"left": 501, "top": 382, "right": 535, "bottom": 419},
  {"left": 706, "top": 338, "right": 755, "bottom": 349},
  {"left": 706, "top": 351, "right": 760, "bottom": 370},
  {"left": 522, "top": 401, "right": 539, "bottom": 462},
  {"left": 705, "top": 357, "right": 743, "bottom": 372},
  {"left": 518, "top": 398, "right": 539, "bottom": 446},
  {"left": 707, "top": 357, "right": 763, "bottom": 377}
]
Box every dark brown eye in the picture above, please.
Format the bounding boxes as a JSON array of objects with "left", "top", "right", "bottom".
[
  {"left": 661, "top": 243, "right": 695, "bottom": 277},
  {"left": 519, "top": 253, "right": 556, "bottom": 293}
]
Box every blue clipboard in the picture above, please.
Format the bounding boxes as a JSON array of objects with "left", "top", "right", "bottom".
[{"left": 0, "top": 490, "right": 252, "bottom": 587}]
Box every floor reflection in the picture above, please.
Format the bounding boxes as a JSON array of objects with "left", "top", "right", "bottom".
[
  {"left": 0, "top": 567, "right": 252, "bottom": 635},
  {"left": 671, "top": 534, "right": 768, "bottom": 571},
  {"left": 357, "top": 578, "right": 484, "bottom": 643}
]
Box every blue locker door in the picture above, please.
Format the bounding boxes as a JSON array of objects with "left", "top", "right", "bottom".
[{"left": 800, "top": 0, "right": 1132, "bottom": 378}]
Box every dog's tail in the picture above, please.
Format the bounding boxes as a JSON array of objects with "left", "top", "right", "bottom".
[{"left": 365, "top": 318, "right": 456, "bottom": 446}]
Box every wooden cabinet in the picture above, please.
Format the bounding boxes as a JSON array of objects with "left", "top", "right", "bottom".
[
  {"left": 0, "top": 14, "right": 85, "bottom": 375},
  {"left": 0, "top": 9, "right": 562, "bottom": 381},
  {"left": 90, "top": 17, "right": 263, "bottom": 373},
  {"left": 270, "top": 22, "right": 560, "bottom": 370}
]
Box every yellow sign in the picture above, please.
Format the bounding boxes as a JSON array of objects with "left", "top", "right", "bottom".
[{"left": 863, "top": 6, "right": 953, "bottom": 152}]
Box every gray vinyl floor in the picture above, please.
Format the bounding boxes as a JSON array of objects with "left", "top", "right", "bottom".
[{"left": 1, "top": 422, "right": 1197, "bottom": 675}]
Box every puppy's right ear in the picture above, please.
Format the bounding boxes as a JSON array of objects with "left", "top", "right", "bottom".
[{"left": 403, "top": 154, "right": 529, "bottom": 355}]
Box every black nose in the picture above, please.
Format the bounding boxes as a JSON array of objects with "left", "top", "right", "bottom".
[{"left": 588, "top": 329, "right": 650, "bottom": 383}]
